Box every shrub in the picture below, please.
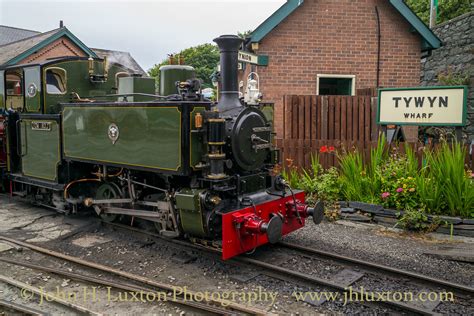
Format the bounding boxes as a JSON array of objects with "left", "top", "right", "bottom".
[{"left": 282, "top": 139, "right": 473, "bottom": 219}]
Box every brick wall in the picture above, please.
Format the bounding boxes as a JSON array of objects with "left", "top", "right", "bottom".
[
  {"left": 18, "top": 36, "right": 86, "bottom": 64},
  {"left": 247, "top": 0, "right": 422, "bottom": 138}
]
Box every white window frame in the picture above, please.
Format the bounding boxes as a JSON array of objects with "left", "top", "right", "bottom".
[{"left": 316, "top": 74, "right": 356, "bottom": 96}]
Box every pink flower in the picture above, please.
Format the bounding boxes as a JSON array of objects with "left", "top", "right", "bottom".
[
  {"left": 396, "top": 188, "right": 403, "bottom": 193},
  {"left": 381, "top": 192, "right": 390, "bottom": 199}
]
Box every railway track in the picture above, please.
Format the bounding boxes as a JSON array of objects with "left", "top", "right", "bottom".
[
  {"left": 0, "top": 298, "right": 45, "bottom": 316},
  {"left": 99, "top": 221, "right": 473, "bottom": 315},
  {"left": 0, "top": 235, "right": 269, "bottom": 316}
]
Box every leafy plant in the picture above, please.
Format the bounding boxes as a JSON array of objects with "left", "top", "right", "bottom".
[
  {"left": 396, "top": 209, "right": 430, "bottom": 231},
  {"left": 438, "top": 67, "right": 470, "bottom": 85},
  {"left": 406, "top": 0, "right": 471, "bottom": 25},
  {"left": 148, "top": 43, "right": 220, "bottom": 88}
]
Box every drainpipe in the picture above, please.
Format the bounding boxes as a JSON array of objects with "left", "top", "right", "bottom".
[{"left": 375, "top": 6, "right": 381, "bottom": 88}]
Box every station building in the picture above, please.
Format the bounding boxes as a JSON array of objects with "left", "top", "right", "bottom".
[{"left": 242, "top": 0, "right": 442, "bottom": 138}]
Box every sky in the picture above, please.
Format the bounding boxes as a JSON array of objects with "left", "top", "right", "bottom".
[{"left": 0, "top": 0, "right": 286, "bottom": 72}]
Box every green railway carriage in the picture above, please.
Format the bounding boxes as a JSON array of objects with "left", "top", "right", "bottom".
[{"left": 0, "top": 36, "right": 323, "bottom": 260}]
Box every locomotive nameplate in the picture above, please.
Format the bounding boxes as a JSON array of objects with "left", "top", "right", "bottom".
[
  {"left": 252, "top": 126, "right": 272, "bottom": 132},
  {"left": 31, "top": 121, "right": 52, "bottom": 131}
]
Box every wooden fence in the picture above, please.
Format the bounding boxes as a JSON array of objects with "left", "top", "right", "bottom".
[{"left": 276, "top": 95, "right": 474, "bottom": 170}]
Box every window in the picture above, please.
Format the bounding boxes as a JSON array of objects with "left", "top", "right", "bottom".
[
  {"left": 6, "top": 73, "right": 22, "bottom": 96},
  {"left": 317, "top": 74, "right": 355, "bottom": 96},
  {"left": 46, "top": 68, "right": 66, "bottom": 94}
]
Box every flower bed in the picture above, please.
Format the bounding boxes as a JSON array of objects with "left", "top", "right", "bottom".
[{"left": 282, "top": 137, "right": 474, "bottom": 231}]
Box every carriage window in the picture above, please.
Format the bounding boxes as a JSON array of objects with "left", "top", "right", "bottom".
[
  {"left": 46, "top": 68, "right": 66, "bottom": 94},
  {"left": 6, "top": 73, "right": 22, "bottom": 96}
]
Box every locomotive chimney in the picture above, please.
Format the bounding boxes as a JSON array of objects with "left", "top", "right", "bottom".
[{"left": 213, "top": 35, "right": 243, "bottom": 112}]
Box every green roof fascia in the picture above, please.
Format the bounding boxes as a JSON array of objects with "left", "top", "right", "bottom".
[
  {"left": 389, "top": 0, "right": 442, "bottom": 51},
  {"left": 250, "top": 0, "right": 304, "bottom": 43},
  {"left": 5, "top": 28, "right": 98, "bottom": 66}
]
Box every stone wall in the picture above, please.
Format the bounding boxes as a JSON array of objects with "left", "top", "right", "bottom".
[{"left": 421, "top": 11, "right": 474, "bottom": 142}]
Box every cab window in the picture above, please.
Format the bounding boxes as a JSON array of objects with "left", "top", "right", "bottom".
[
  {"left": 46, "top": 68, "right": 66, "bottom": 94},
  {"left": 6, "top": 73, "right": 22, "bottom": 96}
]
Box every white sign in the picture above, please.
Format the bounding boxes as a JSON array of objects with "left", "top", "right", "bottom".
[
  {"left": 378, "top": 87, "right": 467, "bottom": 126},
  {"left": 238, "top": 51, "right": 259, "bottom": 64}
]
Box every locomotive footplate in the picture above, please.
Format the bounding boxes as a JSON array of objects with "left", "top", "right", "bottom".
[{"left": 222, "top": 191, "right": 310, "bottom": 260}]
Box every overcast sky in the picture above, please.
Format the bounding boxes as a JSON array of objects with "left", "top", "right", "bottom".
[{"left": 0, "top": 0, "right": 285, "bottom": 71}]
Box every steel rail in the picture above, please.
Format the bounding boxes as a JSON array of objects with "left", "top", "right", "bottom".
[
  {"left": 0, "top": 235, "right": 269, "bottom": 316},
  {"left": 0, "top": 299, "right": 45, "bottom": 316},
  {"left": 101, "top": 222, "right": 442, "bottom": 315},
  {"left": 0, "top": 257, "right": 235, "bottom": 316},
  {"left": 0, "top": 274, "right": 101, "bottom": 315},
  {"left": 278, "top": 241, "right": 474, "bottom": 297}
]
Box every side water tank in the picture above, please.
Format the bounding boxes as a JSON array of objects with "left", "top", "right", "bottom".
[{"left": 159, "top": 65, "right": 195, "bottom": 96}]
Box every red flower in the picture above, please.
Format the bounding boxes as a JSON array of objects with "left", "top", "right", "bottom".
[
  {"left": 320, "top": 146, "right": 328, "bottom": 153},
  {"left": 329, "top": 146, "right": 335, "bottom": 152}
]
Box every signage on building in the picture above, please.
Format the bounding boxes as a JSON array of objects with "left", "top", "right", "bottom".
[
  {"left": 377, "top": 86, "right": 467, "bottom": 126},
  {"left": 238, "top": 51, "right": 259, "bottom": 64}
]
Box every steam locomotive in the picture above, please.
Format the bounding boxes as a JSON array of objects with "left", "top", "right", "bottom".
[{"left": 0, "top": 35, "right": 323, "bottom": 259}]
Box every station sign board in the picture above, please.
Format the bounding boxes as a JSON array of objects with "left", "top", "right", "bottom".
[
  {"left": 238, "top": 51, "right": 259, "bottom": 64},
  {"left": 377, "top": 86, "right": 467, "bottom": 126}
]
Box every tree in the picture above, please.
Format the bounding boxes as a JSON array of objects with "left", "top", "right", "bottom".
[
  {"left": 405, "top": 0, "right": 471, "bottom": 25},
  {"left": 238, "top": 30, "right": 253, "bottom": 39},
  {"left": 148, "top": 43, "right": 219, "bottom": 89}
]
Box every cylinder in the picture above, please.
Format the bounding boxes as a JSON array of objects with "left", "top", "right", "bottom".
[
  {"left": 159, "top": 65, "right": 195, "bottom": 96},
  {"left": 213, "top": 35, "right": 244, "bottom": 112}
]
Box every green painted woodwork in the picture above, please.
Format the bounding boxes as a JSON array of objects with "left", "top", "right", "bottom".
[
  {"left": 389, "top": 0, "right": 442, "bottom": 51},
  {"left": 43, "top": 60, "right": 130, "bottom": 114},
  {"left": 24, "top": 67, "right": 41, "bottom": 113},
  {"left": 4, "top": 28, "right": 98, "bottom": 66},
  {"left": 250, "top": 0, "right": 305, "bottom": 43},
  {"left": 62, "top": 106, "right": 182, "bottom": 171},
  {"left": 118, "top": 77, "right": 156, "bottom": 102},
  {"left": 190, "top": 107, "right": 206, "bottom": 169},
  {"left": 249, "top": 0, "right": 441, "bottom": 51},
  {"left": 176, "top": 188, "right": 206, "bottom": 237},
  {"left": 21, "top": 119, "right": 60, "bottom": 181},
  {"left": 257, "top": 55, "right": 269, "bottom": 66}
]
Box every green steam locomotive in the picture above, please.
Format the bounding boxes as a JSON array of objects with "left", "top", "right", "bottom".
[{"left": 0, "top": 35, "right": 323, "bottom": 259}]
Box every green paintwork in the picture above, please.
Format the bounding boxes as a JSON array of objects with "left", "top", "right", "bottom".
[
  {"left": 376, "top": 85, "right": 468, "bottom": 126},
  {"left": 175, "top": 188, "right": 206, "bottom": 237},
  {"left": 190, "top": 106, "right": 206, "bottom": 169},
  {"left": 24, "top": 67, "right": 41, "bottom": 113},
  {"left": 250, "top": 0, "right": 305, "bottom": 43},
  {"left": 257, "top": 55, "right": 269, "bottom": 66},
  {"left": 43, "top": 60, "right": 130, "bottom": 114},
  {"left": 62, "top": 105, "right": 182, "bottom": 171},
  {"left": 249, "top": 0, "right": 441, "bottom": 52},
  {"left": 4, "top": 28, "right": 98, "bottom": 66},
  {"left": 118, "top": 77, "right": 156, "bottom": 102},
  {"left": 21, "top": 119, "right": 60, "bottom": 181},
  {"left": 260, "top": 103, "right": 274, "bottom": 124},
  {"left": 159, "top": 65, "right": 195, "bottom": 96},
  {"left": 389, "top": 0, "right": 442, "bottom": 51}
]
